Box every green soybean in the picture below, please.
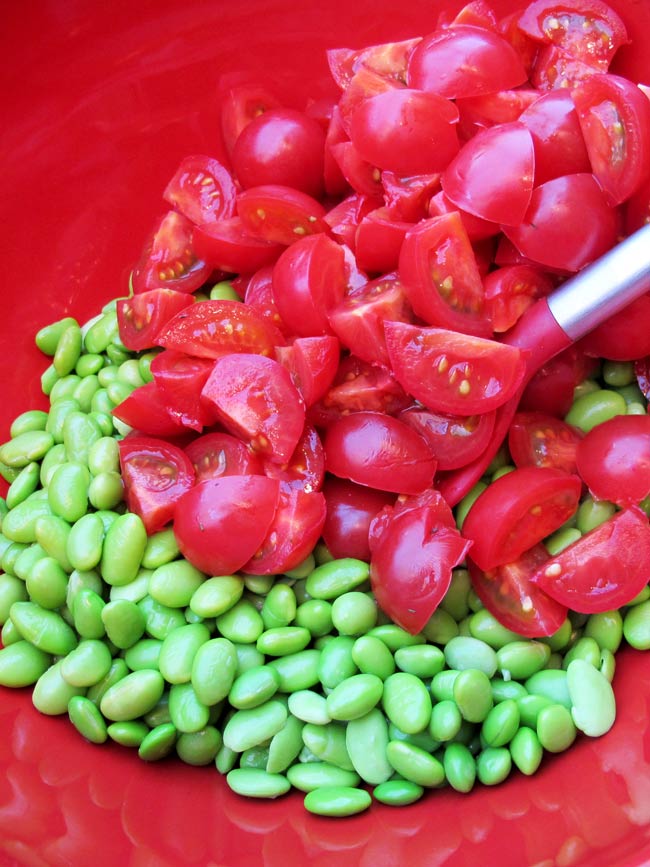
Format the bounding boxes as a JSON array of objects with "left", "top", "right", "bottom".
[
  {"left": 443, "top": 743, "right": 476, "bottom": 793},
  {"left": 267, "top": 649, "right": 321, "bottom": 692},
  {"left": 386, "top": 740, "right": 445, "bottom": 787},
  {"left": 369, "top": 623, "right": 427, "bottom": 650},
  {"left": 24, "top": 557, "right": 68, "bottom": 610},
  {"left": 287, "top": 762, "right": 361, "bottom": 792},
  {"left": 566, "top": 658, "right": 616, "bottom": 737},
  {"left": 510, "top": 726, "right": 543, "bottom": 775},
  {"left": 305, "top": 558, "right": 370, "bottom": 599},
  {"left": 453, "top": 669, "right": 493, "bottom": 723},
  {"left": 295, "top": 598, "right": 333, "bottom": 637},
  {"left": 68, "top": 695, "right": 108, "bottom": 744},
  {"left": 101, "top": 513, "right": 147, "bottom": 587},
  {"left": 33, "top": 660, "right": 86, "bottom": 715},
  {"left": 47, "top": 463, "right": 90, "bottom": 524},
  {"left": 584, "top": 610, "right": 623, "bottom": 653},
  {"left": 565, "top": 389, "right": 627, "bottom": 432},
  {"left": 10, "top": 601, "right": 77, "bottom": 655},
  {"left": 525, "top": 669, "right": 571, "bottom": 709},
  {"left": 421, "top": 609, "right": 459, "bottom": 645},
  {"left": 216, "top": 599, "right": 264, "bottom": 644},
  {"left": 149, "top": 560, "right": 206, "bottom": 608},
  {"left": 66, "top": 513, "right": 105, "bottom": 572},
  {"left": 468, "top": 609, "right": 521, "bottom": 649},
  {"left": 190, "top": 575, "right": 244, "bottom": 618},
  {"left": 266, "top": 714, "right": 304, "bottom": 774},
  {"left": 331, "top": 591, "right": 377, "bottom": 635},
  {"left": 0, "top": 430, "right": 54, "bottom": 468},
  {"left": 100, "top": 670, "right": 165, "bottom": 721},
  {"left": 225, "top": 768, "right": 290, "bottom": 799},
  {"left": 229, "top": 665, "right": 281, "bottom": 710},
  {"left": 373, "top": 779, "right": 424, "bottom": 806},
  {"left": 107, "top": 720, "right": 150, "bottom": 748},
  {"left": 302, "top": 721, "right": 354, "bottom": 771},
  {"left": 223, "top": 700, "right": 288, "bottom": 752},
  {"left": 431, "top": 669, "right": 460, "bottom": 702},
  {"left": 537, "top": 703, "right": 577, "bottom": 752},
  {"left": 429, "top": 699, "right": 462, "bottom": 742},
  {"left": 0, "top": 573, "right": 28, "bottom": 623},
  {"left": 86, "top": 658, "right": 129, "bottom": 706},
  {"left": 318, "top": 635, "right": 358, "bottom": 689},
  {"left": 35, "top": 514, "right": 73, "bottom": 572},
  {"left": 345, "top": 708, "right": 392, "bottom": 784},
  {"left": 123, "top": 639, "right": 162, "bottom": 671},
  {"left": 2, "top": 495, "right": 53, "bottom": 544},
  {"left": 61, "top": 639, "right": 113, "bottom": 687},
  {"left": 288, "top": 690, "right": 330, "bottom": 725},
  {"left": 563, "top": 636, "right": 601, "bottom": 669},
  {"left": 257, "top": 626, "right": 311, "bottom": 656},
  {"left": 476, "top": 747, "right": 512, "bottom": 785},
  {"left": 6, "top": 462, "right": 40, "bottom": 510},
  {"left": 191, "top": 637, "right": 238, "bottom": 706},
  {"left": 138, "top": 723, "right": 178, "bottom": 761},
  {"left": 496, "top": 641, "right": 551, "bottom": 680},
  {"left": 0, "top": 641, "right": 51, "bottom": 687},
  {"left": 445, "top": 636, "right": 498, "bottom": 677},
  {"left": 176, "top": 727, "right": 222, "bottom": 766},
  {"left": 36, "top": 316, "right": 79, "bottom": 355},
  {"left": 304, "top": 786, "right": 371, "bottom": 816},
  {"left": 382, "top": 672, "right": 432, "bottom": 734},
  {"left": 623, "top": 600, "right": 650, "bottom": 650},
  {"left": 481, "top": 699, "right": 520, "bottom": 747},
  {"left": 168, "top": 682, "right": 210, "bottom": 733},
  {"left": 326, "top": 673, "right": 384, "bottom": 721},
  {"left": 261, "top": 583, "right": 297, "bottom": 629},
  {"left": 102, "top": 599, "right": 145, "bottom": 649},
  {"left": 352, "top": 634, "right": 396, "bottom": 680},
  {"left": 141, "top": 528, "right": 179, "bottom": 570},
  {"left": 158, "top": 623, "right": 210, "bottom": 684}
]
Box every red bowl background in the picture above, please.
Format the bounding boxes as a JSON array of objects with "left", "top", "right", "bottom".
[{"left": 2, "top": 1, "right": 650, "bottom": 865}]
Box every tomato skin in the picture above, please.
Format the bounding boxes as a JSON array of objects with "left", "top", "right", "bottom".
[
  {"left": 369, "top": 496, "right": 472, "bottom": 633},
  {"left": 112, "top": 382, "right": 187, "bottom": 438},
  {"left": 456, "top": 88, "right": 539, "bottom": 138},
  {"left": 322, "top": 477, "right": 394, "bottom": 561},
  {"left": 163, "top": 155, "right": 237, "bottom": 226},
  {"left": 324, "top": 193, "right": 381, "bottom": 250},
  {"left": 201, "top": 353, "right": 305, "bottom": 464},
  {"left": 484, "top": 264, "right": 554, "bottom": 333},
  {"left": 184, "top": 432, "right": 264, "bottom": 482},
  {"left": 407, "top": 24, "right": 528, "bottom": 98},
  {"left": 324, "top": 410, "right": 436, "bottom": 494},
  {"left": 156, "top": 299, "right": 285, "bottom": 359},
  {"left": 354, "top": 207, "right": 412, "bottom": 275},
  {"left": 398, "top": 213, "right": 491, "bottom": 337},
  {"left": 173, "top": 475, "right": 280, "bottom": 575},
  {"left": 117, "top": 289, "right": 194, "bottom": 352},
  {"left": 231, "top": 108, "right": 326, "bottom": 198},
  {"left": 262, "top": 423, "right": 325, "bottom": 492},
  {"left": 503, "top": 173, "right": 618, "bottom": 272},
  {"left": 326, "top": 37, "right": 420, "bottom": 90},
  {"left": 131, "top": 211, "right": 212, "bottom": 295},
  {"left": 519, "top": 90, "right": 591, "bottom": 185},
  {"left": 579, "top": 293, "right": 650, "bottom": 361},
  {"left": 272, "top": 233, "right": 347, "bottom": 338},
  {"left": 243, "top": 486, "right": 327, "bottom": 574},
  {"left": 399, "top": 405, "right": 496, "bottom": 471},
  {"left": 118, "top": 436, "right": 195, "bottom": 535},
  {"left": 575, "top": 415, "right": 650, "bottom": 506},
  {"left": 573, "top": 73, "right": 650, "bottom": 206},
  {"left": 350, "top": 88, "right": 460, "bottom": 176},
  {"left": 275, "top": 336, "right": 340, "bottom": 407},
  {"left": 530, "top": 43, "right": 601, "bottom": 91},
  {"left": 331, "top": 141, "right": 384, "bottom": 199},
  {"left": 461, "top": 466, "right": 582, "bottom": 571},
  {"left": 531, "top": 507, "right": 650, "bottom": 613},
  {"left": 441, "top": 122, "right": 535, "bottom": 226},
  {"left": 428, "top": 191, "right": 500, "bottom": 242},
  {"left": 519, "top": 346, "right": 597, "bottom": 416},
  {"left": 508, "top": 411, "right": 583, "bottom": 474},
  {"left": 219, "top": 82, "right": 282, "bottom": 155},
  {"left": 150, "top": 350, "right": 215, "bottom": 431},
  {"left": 237, "top": 185, "right": 327, "bottom": 246},
  {"left": 243, "top": 265, "right": 288, "bottom": 335},
  {"left": 467, "top": 547, "right": 568, "bottom": 637},
  {"left": 328, "top": 272, "right": 414, "bottom": 367},
  {"left": 381, "top": 171, "right": 441, "bottom": 222},
  {"left": 193, "top": 217, "right": 284, "bottom": 274},
  {"left": 385, "top": 320, "right": 526, "bottom": 416}
]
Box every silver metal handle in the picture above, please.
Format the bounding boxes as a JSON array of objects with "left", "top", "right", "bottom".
[{"left": 547, "top": 223, "right": 650, "bottom": 341}]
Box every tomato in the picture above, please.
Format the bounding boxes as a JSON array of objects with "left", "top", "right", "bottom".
[
  {"left": 519, "top": 345, "right": 597, "bottom": 416},
  {"left": 327, "top": 272, "right": 413, "bottom": 367},
  {"left": 461, "top": 466, "right": 582, "bottom": 570},
  {"left": 573, "top": 73, "right": 650, "bottom": 205},
  {"left": 625, "top": 174, "right": 650, "bottom": 234},
  {"left": 330, "top": 141, "right": 384, "bottom": 199},
  {"left": 231, "top": 108, "right": 326, "bottom": 198},
  {"left": 439, "top": 0, "right": 497, "bottom": 30},
  {"left": 381, "top": 171, "right": 441, "bottom": 222},
  {"left": 369, "top": 493, "right": 471, "bottom": 633},
  {"left": 149, "top": 350, "right": 215, "bottom": 431},
  {"left": 508, "top": 411, "right": 583, "bottom": 473},
  {"left": 201, "top": 353, "right": 305, "bottom": 463},
  {"left": 271, "top": 233, "right": 347, "bottom": 337},
  {"left": 324, "top": 410, "right": 437, "bottom": 494},
  {"left": 516, "top": 0, "right": 628, "bottom": 70},
  {"left": 324, "top": 193, "right": 381, "bottom": 250},
  {"left": 275, "top": 336, "right": 340, "bottom": 407},
  {"left": 502, "top": 173, "right": 618, "bottom": 272},
  {"left": 243, "top": 486, "right": 326, "bottom": 574},
  {"left": 118, "top": 436, "right": 195, "bottom": 534},
  {"left": 117, "top": 289, "right": 193, "bottom": 352},
  {"left": 398, "top": 213, "right": 491, "bottom": 337},
  {"left": 530, "top": 43, "right": 601, "bottom": 90},
  {"left": 219, "top": 82, "right": 282, "bottom": 155},
  {"left": 575, "top": 415, "right": 650, "bottom": 506},
  {"left": 156, "top": 299, "right": 285, "bottom": 359},
  {"left": 173, "top": 475, "right": 280, "bottom": 575},
  {"left": 326, "top": 38, "right": 420, "bottom": 90},
  {"left": 531, "top": 507, "right": 650, "bottom": 613},
  {"left": 132, "top": 211, "right": 212, "bottom": 295},
  {"left": 243, "top": 265, "right": 288, "bottom": 335},
  {"left": 193, "top": 216, "right": 284, "bottom": 274},
  {"left": 428, "top": 191, "right": 500, "bottom": 242},
  {"left": 323, "top": 106, "right": 351, "bottom": 197},
  {"left": 579, "top": 293, "right": 650, "bottom": 361},
  {"left": 467, "top": 546, "right": 568, "bottom": 637},
  {"left": 353, "top": 207, "right": 412, "bottom": 275},
  {"left": 237, "top": 184, "right": 327, "bottom": 246},
  {"left": 262, "top": 423, "right": 325, "bottom": 492},
  {"left": 162, "top": 155, "right": 237, "bottom": 226},
  {"left": 112, "top": 382, "right": 186, "bottom": 438},
  {"left": 350, "top": 88, "right": 460, "bottom": 176},
  {"left": 309, "top": 355, "right": 410, "bottom": 428},
  {"left": 455, "top": 88, "right": 539, "bottom": 138},
  {"left": 322, "top": 477, "right": 394, "bottom": 561},
  {"left": 484, "top": 264, "right": 554, "bottom": 332},
  {"left": 442, "top": 122, "right": 534, "bottom": 226},
  {"left": 384, "top": 321, "right": 527, "bottom": 416},
  {"left": 407, "top": 25, "right": 528, "bottom": 98},
  {"left": 399, "top": 405, "right": 496, "bottom": 471},
  {"left": 184, "top": 432, "right": 264, "bottom": 482},
  {"left": 519, "top": 90, "right": 591, "bottom": 185}
]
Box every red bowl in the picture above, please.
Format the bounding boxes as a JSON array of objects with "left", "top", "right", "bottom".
[{"left": 2, "top": 2, "right": 650, "bottom": 865}]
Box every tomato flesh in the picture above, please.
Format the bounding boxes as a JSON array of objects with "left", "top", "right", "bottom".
[
  {"left": 322, "top": 477, "right": 395, "bottom": 561},
  {"left": 184, "top": 432, "right": 264, "bottom": 482},
  {"left": 117, "top": 289, "right": 194, "bottom": 352},
  {"left": 509, "top": 411, "right": 583, "bottom": 473},
  {"left": 399, "top": 405, "right": 496, "bottom": 471},
  {"left": 163, "top": 155, "right": 237, "bottom": 225},
  {"left": 132, "top": 211, "right": 212, "bottom": 295},
  {"left": 150, "top": 350, "right": 215, "bottom": 431}
]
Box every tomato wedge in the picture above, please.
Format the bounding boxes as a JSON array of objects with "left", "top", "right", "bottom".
[
  {"left": 461, "top": 466, "right": 582, "bottom": 570},
  {"left": 275, "top": 336, "right": 340, "bottom": 407},
  {"left": 399, "top": 405, "right": 496, "bottom": 471},
  {"left": 174, "top": 475, "right": 280, "bottom": 576},
  {"left": 184, "top": 432, "right": 264, "bottom": 482},
  {"left": 237, "top": 184, "right": 327, "bottom": 245},
  {"left": 156, "top": 299, "right": 285, "bottom": 359},
  {"left": 398, "top": 213, "right": 491, "bottom": 337},
  {"left": 484, "top": 264, "right": 554, "bottom": 333},
  {"left": 322, "top": 477, "right": 395, "bottom": 561},
  {"left": 117, "top": 289, "right": 194, "bottom": 352},
  {"left": 531, "top": 507, "right": 650, "bottom": 613},
  {"left": 112, "top": 382, "right": 186, "bottom": 438},
  {"left": 575, "top": 415, "right": 650, "bottom": 506},
  {"left": 369, "top": 492, "right": 472, "bottom": 634},
  {"left": 384, "top": 321, "right": 527, "bottom": 416},
  {"left": 508, "top": 411, "right": 583, "bottom": 474},
  {"left": 193, "top": 217, "right": 284, "bottom": 274},
  {"left": 131, "top": 211, "right": 212, "bottom": 295},
  {"left": 163, "top": 155, "right": 237, "bottom": 225},
  {"left": 262, "top": 423, "right": 325, "bottom": 493},
  {"left": 119, "top": 436, "right": 195, "bottom": 534},
  {"left": 149, "top": 350, "right": 215, "bottom": 431},
  {"left": 467, "top": 546, "right": 568, "bottom": 638}
]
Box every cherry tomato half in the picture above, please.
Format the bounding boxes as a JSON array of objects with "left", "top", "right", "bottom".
[
  {"left": 193, "top": 217, "right": 284, "bottom": 275},
  {"left": 119, "top": 436, "right": 195, "bottom": 535},
  {"left": 149, "top": 350, "right": 215, "bottom": 432},
  {"left": 132, "top": 211, "right": 212, "bottom": 295},
  {"left": 575, "top": 414, "right": 650, "bottom": 506},
  {"left": 184, "top": 432, "right": 264, "bottom": 482},
  {"left": 237, "top": 184, "right": 327, "bottom": 246},
  {"left": 484, "top": 264, "right": 554, "bottom": 333},
  {"left": 461, "top": 466, "right": 582, "bottom": 570},
  {"left": 508, "top": 411, "right": 583, "bottom": 474},
  {"left": 399, "top": 405, "right": 496, "bottom": 471},
  {"left": 117, "top": 289, "right": 193, "bottom": 352},
  {"left": 531, "top": 507, "right": 650, "bottom": 613},
  {"left": 163, "top": 155, "right": 237, "bottom": 226},
  {"left": 322, "top": 477, "right": 395, "bottom": 561}
]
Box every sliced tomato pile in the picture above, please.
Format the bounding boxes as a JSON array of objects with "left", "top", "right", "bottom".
[{"left": 113, "top": 0, "right": 650, "bottom": 634}]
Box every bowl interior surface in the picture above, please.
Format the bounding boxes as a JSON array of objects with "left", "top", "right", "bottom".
[{"left": 2, "top": 1, "right": 650, "bottom": 865}]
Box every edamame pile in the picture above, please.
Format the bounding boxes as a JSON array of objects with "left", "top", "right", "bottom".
[{"left": 0, "top": 300, "right": 648, "bottom": 817}]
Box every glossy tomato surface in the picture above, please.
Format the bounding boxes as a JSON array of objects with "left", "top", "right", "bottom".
[{"left": 3, "top": 1, "right": 650, "bottom": 865}]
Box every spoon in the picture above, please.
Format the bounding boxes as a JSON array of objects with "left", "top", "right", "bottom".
[{"left": 438, "top": 222, "right": 650, "bottom": 506}]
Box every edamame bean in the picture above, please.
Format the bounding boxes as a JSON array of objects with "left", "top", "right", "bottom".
[
  {"left": 176, "top": 727, "right": 222, "bottom": 766},
  {"left": 305, "top": 558, "right": 370, "bottom": 599},
  {"left": 102, "top": 599, "right": 145, "bottom": 649},
  {"left": 191, "top": 637, "right": 238, "bottom": 706},
  {"left": 47, "top": 463, "right": 90, "bottom": 524},
  {"left": 566, "top": 658, "right": 616, "bottom": 737},
  {"left": 0, "top": 573, "right": 28, "bottom": 623},
  {"left": 440, "top": 568, "right": 472, "bottom": 621},
  {"left": 10, "top": 601, "right": 77, "bottom": 655},
  {"left": 331, "top": 591, "right": 377, "bottom": 635},
  {"left": 623, "top": 600, "right": 650, "bottom": 649},
  {"left": 223, "top": 700, "right": 288, "bottom": 752},
  {"left": 444, "top": 743, "right": 476, "bottom": 793},
  {"left": 168, "top": 682, "right": 210, "bottom": 733},
  {"left": 149, "top": 560, "right": 206, "bottom": 608},
  {"left": 318, "top": 635, "right": 358, "bottom": 689},
  {"left": 584, "top": 611, "right": 623, "bottom": 653},
  {"left": 373, "top": 779, "right": 424, "bottom": 806},
  {"left": 101, "top": 513, "right": 147, "bottom": 586},
  {"left": 36, "top": 317, "right": 79, "bottom": 355},
  {"left": 565, "top": 389, "right": 627, "bottom": 432},
  {"left": 62, "top": 411, "right": 102, "bottom": 464},
  {"left": 490, "top": 678, "right": 528, "bottom": 704},
  {"left": 468, "top": 609, "right": 521, "bottom": 649},
  {"left": 431, "top": 669, "right": 460, "bottom": 702},
  {"left": 53, "top": 324, "right": 83, "bottom": 376},
  {"left": 0, "top": 641, "right": 51, "bottom": 686},
  {"left": 510, "top": 726, "right": 543, "bottom": 776},
  {"left": 61, "top": 639, "right": 113, "bottom": 687},
  {"left": 107, "top": 720, "right": 150, "bottom": 747},
  {"left": 476, "top": 747, "right": 512, "bottom": 785},
  {"left": 141, "top": 528, "right": 179, "bottom": 570},
  {"left": 0, "top": 430, "right": 54, "bottom": 468},
  {"left": 545, "top": 526, "right": 582, "bottom": 556},
  {"left": 421, "top": 609, "right": 459, "bottom": 645},
  {"left": 302, "top": 722, "right": 354, "bottom": 771},
  {"left": 229, "top": 665, "right": 280, "bottom": 710},
  {"left": 124, "top": 638, "right": 163, "bottom": 671},
  {"left": 226, "top": 768, "right": 290, "bottom": 799},
  {"left": 385, "top": 740, "right": 445, "bottom": 787},
  {"left": 326, "top": 673, "right": 384, "bottom": 721},
  {"left": 34, "top": 514, "right": 73, "bottom": 572},
  {"left": 481, "top": 699, "right": 520, "bottom": 747},
  {"left": 304, "top": 786, "right": 371, "bottom": 816},
  {"left": 261, "top": 583, "right": 297, "bottom": 629},
  {"left": 352, "top": 634, "right": 396, "bottom": 680},
  {"left": 345, "top": 708, "right": 392, "bottom": 784},
  {"left": 158, "top": 623, "right": 210, "bottom": 684},
  {"left": 66, "top": 513, "right": 105, "bottom": 571},
  {"left": 257, "top": 626, "right": 311, "bottom": 656},
  {"left": 445, "top": 636, "right": 498, "bottom": 676},
  {"left": 39, "top": 443, "right": 67, "bottom": 487},
  {"left": 33, "top": 660, "right": 85, "bottom": 715},
  {"left": 562, "top": 636, "right": 601, "bottom": 669},
  {"left": 536, "top": 703, "right": 577, "bottom": 752},
  {"left": 139, "top": 723, "right": 178, "bottom": 761},
  {"left": 68, "top": 695, "right": 107, "bottom": 744},
  {"left": 295, "top": 599, "right": 333, "bottom": 637},
  {"left": 453, "top": 669, "right": 493, "bottom": 723},
  {"left": 88, "top": 472, "right": 123, "bottom": 511},
  {"left": 216, "top": 599, "right": 264, "bottom": 644},
  {"left": 496, "top": 641, "right": 551, "bottom": 680},
  {"left": 429, "top": 699, "right": 462, "bottom": 742},
  {"left": 100, "top": 670, "right": 165, "bottom": 721},
  {"left": 25, "top": 557, "right": 69, "bottom": 610},
  {"left": 382, "top": 672, "right": 432, "bottom": 734},
  {"left": 393, "top": 644, "right": 444, "bottom": 679},
  {"left": 86, "top": 658, "right": 129, "bottom": 706},
  {"left": 525, "top": 669, "right": 571, "bottom": 708},
  {"left": 266, "top": 714, "right": 304, "bottom": 773},
  {"left": 190, "top": 575, "right": 244, "bottom": 618},
  {"left": 2, "top": 495, "right": 53, "bottom": 544},
  {"left": 286, "top": 762, "right": 361, "bottom": 792},
  {"left": 6, "top": 462, "right": 40, "bottom": 510},
  {"left": 267, "top": 649, "right": 321, "bottom": 692},
  {"left": 288, "top": 690, "right": 330, "bottom": 725}
]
